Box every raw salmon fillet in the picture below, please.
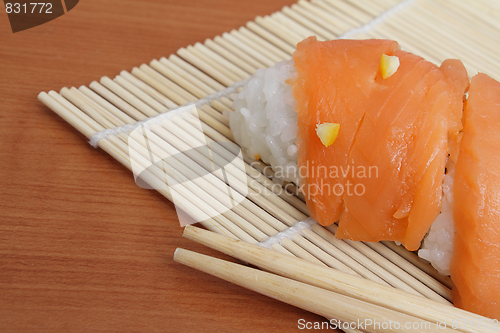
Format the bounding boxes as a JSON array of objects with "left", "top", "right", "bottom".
[
  {"left": 290, "top": 37, "right": 468, "bottom": 251},
  {"left": 289, "top": 36, "right": 400, "bottom": 226},
  {"left": 336, "top": 55, "right": 468, "bottom": 250},
  {"left": 450, "top": 73, "right": 500, "bottom": 319}
]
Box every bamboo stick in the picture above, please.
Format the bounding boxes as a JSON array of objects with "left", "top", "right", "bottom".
[
  {"left": 342, "top": 0, "right": 380, "bottom": 17},
  {"left": 113, "top": 75, "right": 170, "bottom": 113},
  {"left": 382, "top": 241, "right": 453, "bottom": 289},
  {"left": 168, "top": 54, "right": 226, "bottom": 91},
  {"left": 229, "top": 29, "right": 286, "bottom": 64},
  {"left": 290, "top": 4, "right": 341, "bottom": 36},
  {"left": 212, "top": 36, "right": 267, "bottom": 70},
  {"left": 117, "top": 70, "right": 179, "bottom": 109},
  {"left": 271, "top": 12, "right": 318, "bottom": 40},
  {"left": 325, "top": 225, "right": 451, "bottom": 302},
  {"left": 304, "top": 226, "right": 390, "bottom": 285},
  {"left": 187, "top": 45, "right": 243, "bottom": 82},
  {"left": 61, "top": 87, "right": 122, "bottom": 129},
  {"left": 100, "top": 76, "right": 159, "bottom": 117},
  {"left": 89, "top": 81, "right": 148, "bottom": 121},
  {"left": 297, "top": 229, "right": 388, "bottom": 284},
  {"left": 256, "top": 16, "right": 304, "bottom": 46},
  {"left": 238, "top": 27, "right": 291, "bottom": 61},
  {"left": 149, "top": 59, "right": 208, "bottom": 99},
  {"left": 311, "top": 0, "right": 360, "bottom": 27},
  {"left": 245, "top": 22, "right": 296, "bottom": 55},
  {"left": 298, "top": 0, "right": 352, "bottom": 33},
  {"left": 220, "top": 32, "right": 275, "bottom": 67},
  {"left": 79, "top": 85, "right": 136, "bottom": 124},
  {"left": 139, "top": 64, "right": 197, "bottom": 102},
  {"left": 177, "top": 47, "right": 235, "bottom": 86},
  {"left": 204, "top": 38, "right": 259, "bottom": 74},
  {"left": 193, "top": 42, "right": 251, "bottom": 79},
  {"left": 282, "top": 6, "right": 336, "bottom": 40},
  {"left": 322, "top": 0, "right": 372, "bottom": 23},
  {"left": 129, "top": 67, "right": 189, "bottom": 106},
  {"left": 160, "top": 57, "right": 218, "bottom": 95},
  {"left": 39, "top": 92, "right": 96, "bottom": 138}
]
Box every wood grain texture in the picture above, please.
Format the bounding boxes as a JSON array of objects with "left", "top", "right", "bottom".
[{"left": 0, "top": 1, "right": 337, "bottom": 332}]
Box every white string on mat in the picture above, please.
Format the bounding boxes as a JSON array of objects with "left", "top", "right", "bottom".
[
  {"left": 258, "top": 218, "right": 316, "bottom": 249},
  {"left": 338, "top": 0, "right": 416, "bottom": 39},
  {"left": 88, "top": 78, "right": 249, "bottom": 148}
]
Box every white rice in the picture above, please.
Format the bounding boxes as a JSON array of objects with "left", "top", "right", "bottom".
[
  {"left": 418, "top": 165, "right": 456, "bottom": 276},
  {"left": 228, "top": 60, "right": 300, "bottom": 184},
  {"left": 228, "top": 60, "right": 455, "bottom": 276}
]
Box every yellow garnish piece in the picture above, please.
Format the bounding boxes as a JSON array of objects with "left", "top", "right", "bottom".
[
  {"left": 254, "top": 153, "right": 260, "bottom": 160},
  {"left": 380, "top": 54, "right": 400, "bottom": 79},
  {"left": 316, "top": 123, "right": 340, "bottom": 147}
]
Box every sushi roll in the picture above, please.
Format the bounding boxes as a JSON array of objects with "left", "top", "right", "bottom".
[{"left": 228, "top": 36, "right": 500, "bottom": 319}]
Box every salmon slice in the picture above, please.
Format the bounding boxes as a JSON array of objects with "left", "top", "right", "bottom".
[
  {"left": 441, "top": 59, "right": 470, "bottom": 163},
  {"left": 289, "top": 37, "right": 400, "bottom": 226},
  {"left": 336, "top": 52, "right": 440, "bottom": 245},
  {"left": 336, "top": 53, "right": 468, "bottom": 250},
  {"left": 404, "top": 60, "right": 468, "bottom": 250},
  {"left": 450, "top": 73, "right": 500, "bottom": 320}
]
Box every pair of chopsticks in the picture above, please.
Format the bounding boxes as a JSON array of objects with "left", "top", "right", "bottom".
[{"left": 174, "top": 225, "right": 493, "bottom": 333}]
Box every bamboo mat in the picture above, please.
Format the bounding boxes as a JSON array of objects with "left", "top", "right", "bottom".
[{"left": 37, "top": 0, "right": 499, "bottom": 329}]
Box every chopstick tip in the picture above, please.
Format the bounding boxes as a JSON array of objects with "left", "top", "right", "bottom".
[
  {"left": 173, "top": 247, "right": 185, "bottom": 261},
  {"left": 37, "top": 91, "right": 48, "bottom": 100}
]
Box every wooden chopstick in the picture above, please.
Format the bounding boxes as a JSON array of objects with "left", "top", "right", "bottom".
[
  {"left": 182, "top": 225, "right": 494, "bottom": 333},
  {"left": 174, "top": 247, "right": 458, "bottom": 333}
]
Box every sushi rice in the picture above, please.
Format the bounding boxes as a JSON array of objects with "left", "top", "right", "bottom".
[
  {"left": 229, "top": 60, "right": 453, "bottom": 276},
  {"left": 228, "top": 61, "right": 300, "bottom": 185}
]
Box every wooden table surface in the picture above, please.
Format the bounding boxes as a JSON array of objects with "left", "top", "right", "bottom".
[{"left": 0, "top": 1, "right": 336, "bottom": 332}]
